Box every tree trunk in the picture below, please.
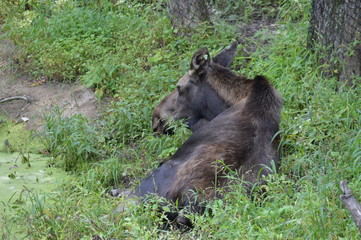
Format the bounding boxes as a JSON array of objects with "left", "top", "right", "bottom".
[
  {"left": 168, "top": 0, "right": 210, "bottom": 33},
  {"left": 308, "top": 0, "right": 361, "bottom": 85},
  {"left": 340, "top": 181, "right": 361, "bottom": 233}
]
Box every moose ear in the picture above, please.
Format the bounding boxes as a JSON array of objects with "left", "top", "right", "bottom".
[
  {"left": 190, "top": 47, "right": 210, "bottom": 75},
  {"left": 212, "top": 41, "right": 238, "bottom": 68}
]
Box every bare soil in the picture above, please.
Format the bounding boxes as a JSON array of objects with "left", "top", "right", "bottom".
[{"left": 0, "top": 38, "right": 100, "bottom": 129}]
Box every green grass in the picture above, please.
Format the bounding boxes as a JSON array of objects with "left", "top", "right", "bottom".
[
  {"left": 1, "top": 0, "right": 361, "bottom": 239},
  {"left": 37, "top": 107, "right": 101, "bottom": 172}
]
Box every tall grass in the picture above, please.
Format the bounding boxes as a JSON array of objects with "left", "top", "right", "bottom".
[{"left": 39, "top": 107, "right": 100, "bottom": 171}]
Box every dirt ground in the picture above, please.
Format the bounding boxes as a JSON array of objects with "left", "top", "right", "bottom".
[{"left": 0, "top": 38, "right": 100, "bottom": 129}]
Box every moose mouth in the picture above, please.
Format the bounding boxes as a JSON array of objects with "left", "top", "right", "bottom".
[{"left": 153, "top": 119, "right": 175, "bottom": 135}]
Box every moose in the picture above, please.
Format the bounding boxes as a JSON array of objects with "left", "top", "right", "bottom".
[
  {"left": 152, "top": 41, "right": 239, "bottom": 134},
  {"left": 120, "top": 42, "right": 282, "bottom": 229}
]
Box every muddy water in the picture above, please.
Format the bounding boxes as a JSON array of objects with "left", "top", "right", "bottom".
[{"left": 0, "top": 152, "right": 65, "bottom": 207}]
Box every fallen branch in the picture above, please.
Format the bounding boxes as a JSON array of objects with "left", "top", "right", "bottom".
[
  {"left": 340, "top": 181, "right": 361, "bottom": 233},
  {"left": 0, "top": 95, "right": 32, "bottom": 104}
]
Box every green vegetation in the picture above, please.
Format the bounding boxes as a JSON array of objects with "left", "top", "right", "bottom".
[
  {"left": 39, "top": 107, "right": 101, "bottom": 171},
  {"left": 1, "top": 0, "right": 360, "bottom": 239},
  {"left": 0, "top": 120, "right": 42, "bottom": 153}
]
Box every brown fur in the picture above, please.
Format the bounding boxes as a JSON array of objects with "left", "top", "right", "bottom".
[
  {"left": 205, "top": 66, "right": 253, "bottom": 105},
  {"left": 152, "top": 89, "right": 179, "bottom": 133}
]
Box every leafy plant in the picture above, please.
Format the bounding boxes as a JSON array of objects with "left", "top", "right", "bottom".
[{"left": 39, "top": 107, "right": 100, "bottom": 171}]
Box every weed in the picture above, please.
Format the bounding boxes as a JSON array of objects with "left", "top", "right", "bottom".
[
  {"left": 39, "top": 107, "right": 100, "bottom": 171},
  {"left": 210, "top": 0, "right": 280, "bottom": 24}
]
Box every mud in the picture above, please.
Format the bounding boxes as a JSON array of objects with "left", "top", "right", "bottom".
[{"left": 0, "top": 38, "right": 100, "bottom": 130}]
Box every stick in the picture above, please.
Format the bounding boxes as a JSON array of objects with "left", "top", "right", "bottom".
[
  {"left": 340, "top": 181, "right": 361, "bottom": 233},
  {"left": 0, "top": 96, "right": 32, "bottom": 104}
]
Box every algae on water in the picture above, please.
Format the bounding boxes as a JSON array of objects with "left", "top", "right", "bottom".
[
  {"left": 0, "top": 120, "right": 64, "bottom": 207},
  {"left": 0, "top": 152, "right": 64, "bottom": 205},
  {"left": 0, "top": 120, "right": 43, "bottom": 153}
]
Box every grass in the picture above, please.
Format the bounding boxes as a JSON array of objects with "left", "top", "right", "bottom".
[
  {"left": 1, "top": 0, "right": 361, "bottom": 239},
  {"left": 38, "top": 107, "right": 101, "bottom": 171}
]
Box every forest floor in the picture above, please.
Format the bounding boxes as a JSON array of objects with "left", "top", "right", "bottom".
[{"left": 0, "top": 38, "right": 100, "bottom": 130}]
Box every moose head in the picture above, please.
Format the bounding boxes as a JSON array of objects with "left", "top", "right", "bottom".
[{"left": 152, "top": 41, "right": 239, "bottom": 134}]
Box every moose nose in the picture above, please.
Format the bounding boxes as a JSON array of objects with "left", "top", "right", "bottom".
[{"left": 153, "top": 126, "right": 158, "bottom": 132}]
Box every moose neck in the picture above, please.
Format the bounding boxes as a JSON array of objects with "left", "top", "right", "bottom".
[
  {"left": 206, "top": 64, "right": 252, "bottom": 105},
  {"left": 194, "top": 81, "right": 229, "bottom": 121}
]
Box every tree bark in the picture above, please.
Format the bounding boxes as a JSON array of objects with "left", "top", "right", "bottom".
[
  {"left": 308, "top": 0, "right": 361, "bottom": 85},
  {"left": 340, "top": 181, "right": 361, "bottom": 233},
  {"left": 168, "top": 0, "right": 210, "bottom": 33}
]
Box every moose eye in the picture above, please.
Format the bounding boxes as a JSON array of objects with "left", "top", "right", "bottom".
[{"left": 177, "top": 85, "right": 183, "bottom": 95}]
